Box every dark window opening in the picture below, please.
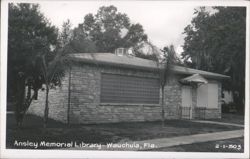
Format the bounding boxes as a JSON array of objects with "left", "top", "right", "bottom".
[{"left": 100, "top": 73, "right": 160, "bottom": 104}]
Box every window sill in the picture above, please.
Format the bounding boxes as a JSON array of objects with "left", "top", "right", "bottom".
[{"left": 99, "top": 103, "right": 160, "bottom": 107}]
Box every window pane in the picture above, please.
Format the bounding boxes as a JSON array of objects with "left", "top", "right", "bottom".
[{"left": 101, "top": 73, "right": 160, "bottom": 104}]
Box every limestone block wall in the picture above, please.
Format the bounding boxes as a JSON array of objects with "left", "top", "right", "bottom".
[
  {"left": 68, "top": 64, "right": 165, "bottom": 124},
  {"left": 27, "top": 72, "right": 70, "bottom": 123},
  {"left": 27, "top": 63, "right": 222, "bottom": 124},
  {"left": 164, "top": 75, "right": 182, "bottom": 119},
  {"left": 68, "top": 64, "right": 100, "bottom": 124}
]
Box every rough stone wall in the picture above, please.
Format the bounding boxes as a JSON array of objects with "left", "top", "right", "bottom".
[
  {"left": 204, "top": 109, "right": 220, "bottom": 119},
  {"left": 27, "top": 72, "right": 70, "bottom": 123},
  {"left": 68, "top": 64, "right": 164, "bottom": 124},
  {"left": 68, "top": 64, "right": 101, "bottom": 124},
  {"left": 163, "top": 75, "right": 182, "bottom": 119},
  {"left": 27, "top": 63, "right": 222, "bottom": 124}
]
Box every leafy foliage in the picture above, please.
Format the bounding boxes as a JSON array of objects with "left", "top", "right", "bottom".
[
  {"left": 8, "top": 3, "right": 58, "bottom": 96},
  {"left": 158, "top": 45, "right": 179, "bottom": 126},
  {"left": 159, "top": 45, "right": 180, "bottom": 91},
  {"left": 58, "top": 20, "right": 97, "bottom": 54},
  {"left": 182, "top": 7, "right": 246, "bottom": 112},
  {"left": 76, "top": 5, "right": 148, "bottom": 53},
  {"left": 39, "top": 49, "right": 72, "bottom": 128},
  {"left": 8, "top": 3, "right": 62, "bottom": 126},
  {"left": 59, "top": 19, "right": 73, "bottom": 49},
  {"left": 58, "top": 5, "right": 150, "bottom": 60},
  {"left": 133, "top": 41, "right": 160, "bottom": 61}
]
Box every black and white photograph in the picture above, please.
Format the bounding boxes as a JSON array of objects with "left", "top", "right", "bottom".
[{"left": 0, "top": 0, "right": 249, "bottom": 158}]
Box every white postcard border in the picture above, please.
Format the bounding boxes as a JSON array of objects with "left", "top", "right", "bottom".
[{"left": 1, "top": 0, "right": 249, "bottom": 158}]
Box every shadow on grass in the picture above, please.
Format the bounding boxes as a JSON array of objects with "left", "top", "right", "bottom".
[
  {"left": 6, "top": 114, "right": 117, "bottom": 149},
  {"left": 207, "top": 113, "right": 245, "bottom": 125},
  {"left": 6, "top": 114, "right": 243, "bottom": 149}
]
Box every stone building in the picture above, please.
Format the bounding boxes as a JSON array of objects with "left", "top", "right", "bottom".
[{"left": 27, "top": 52, "right": 229, "bottom": 124}]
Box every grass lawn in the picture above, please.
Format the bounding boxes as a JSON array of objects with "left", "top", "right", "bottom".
[
  {"left": 153, "top": 137, "right": 244, "bottom": 153},
  {"left": 6, "top": 114, "right": 243, "bottom": 149},
  {"left": 207, "top": 113, "right": 245, "bottom": 125}
]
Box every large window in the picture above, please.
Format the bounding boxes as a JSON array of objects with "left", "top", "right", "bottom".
[{"left": 100, "top": 73, "right": 160, "bottom": 104}]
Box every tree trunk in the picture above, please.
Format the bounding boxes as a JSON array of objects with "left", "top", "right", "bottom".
[
  {"left": 43, "top": 85, "right": 49, "bottom": 128},
  {"left": 34, "top": 88, "right": 38, "bottom": 100},
  {"left": 161, "top": 85, "right": 165, "bottom": 127},
  {"left": 15, "top": 74, "right": 25, "bottom": 128}
]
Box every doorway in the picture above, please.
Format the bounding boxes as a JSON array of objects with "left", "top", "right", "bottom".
[{"left": 181, "top": 85, "right": 192, "bottom": 119}]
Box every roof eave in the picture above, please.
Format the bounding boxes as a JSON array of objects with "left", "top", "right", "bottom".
[
  {"left": 69, "top": 56, "right": 158, "bottom": 71},
  {"left": 69, "top": 56, "right": 230, "bottom": 80}
]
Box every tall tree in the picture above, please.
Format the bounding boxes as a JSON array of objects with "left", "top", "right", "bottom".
[
  {"left": 182, "top": 7, "right": 211, "bottom": 70},
  {"left": 78, "top": 5, "right": 148, "bottom": 53},
  {"left": 8, "top": 3, "right": 58, "bottom": 126},
  {"left": 68, "top": 25, "right": 97, "bottom": 53},
  {"left": 39, "top": 49, "right": 71, "bottom": 128},
  {"left": 134, "top": 41, "right": 160, "bottom": 61},
  {"left": 59, "top": 19, "right": 73, "bottom": 48},
  {"left": 159, "top": 45, "right": 179, "bottom": 126},
  {"left": 123, "top": 23, "right": 148, "bottom": 49},
  {"left": 182, "top": 7, "right": 246, "bottom": 112},
  {"left": 59, "top": 20, "right": 97, "bottom": 53}
]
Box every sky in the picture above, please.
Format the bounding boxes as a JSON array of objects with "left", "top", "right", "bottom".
[{"left": 38, "top": 1, "right": 197, "bottom": 55}]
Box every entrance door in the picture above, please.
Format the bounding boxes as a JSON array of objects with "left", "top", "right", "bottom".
[{"left": 181, "top": 86, "right": 192, "bottom": 119}]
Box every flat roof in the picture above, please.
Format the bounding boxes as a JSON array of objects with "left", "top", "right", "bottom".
[{"left": 69, "top": 53, "right": 230, "bottom": 80}]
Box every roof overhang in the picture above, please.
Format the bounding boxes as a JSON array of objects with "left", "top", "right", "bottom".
[
  {"left": 69, "top": 53, "right": 230, "bottom": 80},
  {"left": 171, "top": 65, "right": 230, "bottom": 80},
  {"left": 69, "top": 53, "right": 157, "bottom": 71},
  {"left": 180, "top": 74, "right": 208, "bottom": 85}
]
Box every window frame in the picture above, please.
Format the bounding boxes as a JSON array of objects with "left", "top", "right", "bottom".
[{"left": 100, "top": 73, "right": 160, "bottom": 105}]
